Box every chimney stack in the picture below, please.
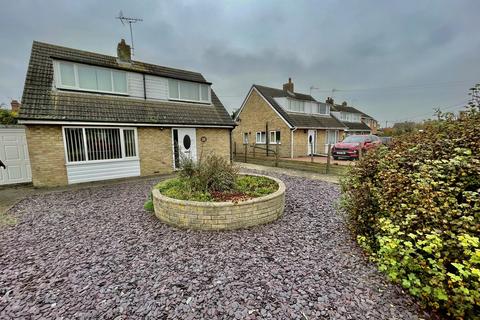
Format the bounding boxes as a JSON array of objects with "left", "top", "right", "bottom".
[
  {"left": 10, "top": 100, "right": 20, "bottom": 112},
  {"left": 326, "top": 97, "right": 334, "bottom": 105},
  {"left": 117, "top": 39, "right": 132, "bottom": 63},
  {"left": 283, "top": 78, "right": 294, "bottom": 93}
]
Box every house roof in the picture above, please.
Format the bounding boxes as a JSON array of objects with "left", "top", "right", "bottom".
[
  {"left": 341, "top": 121, "right": 372, "bottom": 131},
  {"left": 19, "top": 41, "right": 235, "bottom": 127},
  {"left": 331, "top": 103, "right": 375, "bottom": 120},
  {"left": 252, "top": 85, "right": 346, "bottom": 129}
]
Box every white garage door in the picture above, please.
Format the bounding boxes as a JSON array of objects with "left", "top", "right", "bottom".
[{"left": 0, "top": 127, "right": 32, "bottom": 185}]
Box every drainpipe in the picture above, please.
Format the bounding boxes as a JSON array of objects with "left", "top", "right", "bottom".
[
  {"left": 290, "top": 127, "right": 297, "bottom": 159},
  {"left": 229, "top": 128, "right": 233, "bottom": 163}
]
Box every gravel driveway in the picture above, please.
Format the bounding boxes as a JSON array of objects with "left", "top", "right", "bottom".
[{"left": 0, "top": 173, "right": 429, "bottom": 319}]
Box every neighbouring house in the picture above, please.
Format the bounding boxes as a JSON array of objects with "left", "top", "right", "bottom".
[
  {"left": 329, "top": 100, "right": 374, "bottom": 135},
  {"left": 232, "top": 79, "right": 346, "bottom": 158},
  {"left": 360, "top": 112, "right": 379, "bottom": 134},
  {"left": 18, "top": 40, "right": 234, "bottom": 187}
]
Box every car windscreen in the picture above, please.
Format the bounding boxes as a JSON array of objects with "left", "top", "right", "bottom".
[{"left": 342, "top": 136, "right": 366, "bottom": 143}]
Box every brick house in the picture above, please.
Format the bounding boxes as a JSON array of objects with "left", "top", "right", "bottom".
[
  {"left": 232, "top": 79, "right": 345, "bottom": 158},
  {"left": 18, "top": 40, "right": 234, "bottom": 187},
  {"left": 330, "top": 101, "right": 374, "bottom": 135}
]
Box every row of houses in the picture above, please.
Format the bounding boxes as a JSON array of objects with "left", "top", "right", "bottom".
[
  {"left": 232, "top": 79, "right": 377, "bottom": 158},
  {"left": 1, "top": 40, "right": 377, "bottom": 187}
]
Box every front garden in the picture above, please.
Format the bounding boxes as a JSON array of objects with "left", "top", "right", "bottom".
[{"left": 341, "top": 107, "right": 480, "bottom": 319}]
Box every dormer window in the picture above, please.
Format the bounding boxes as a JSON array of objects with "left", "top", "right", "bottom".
[
  {"left": 288, "top": 99, "right": 305, "bottom": 112},
  {"left": 54, "top": 61, "right": 127, "bottom": 94},
  {"left": 168, "top": 79, "right": 210, "bottom": 103}
]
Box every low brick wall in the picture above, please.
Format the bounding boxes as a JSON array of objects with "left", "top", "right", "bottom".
[{"left": 152, "top": 174, "right": 285, "bottom": 230}]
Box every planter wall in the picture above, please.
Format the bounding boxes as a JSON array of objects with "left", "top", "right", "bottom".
[{"left": 152, "top": 174, "right": 285, "bottom": 230}]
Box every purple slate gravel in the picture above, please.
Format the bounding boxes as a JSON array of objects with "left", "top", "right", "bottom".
[{"left": 0, "top": 172, "right": 430, "bottom": 319}]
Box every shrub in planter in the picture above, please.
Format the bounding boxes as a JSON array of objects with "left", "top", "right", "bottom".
[
  {"left": 341, "top": 108, "right": 480, "bottom": 318},
  {"left": 152, "top": 154, "right": 278, "bottom": 202}
]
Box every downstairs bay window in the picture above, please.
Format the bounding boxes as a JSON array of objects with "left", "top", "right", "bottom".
[{"left": 63, "top": 127, "right": 138, "bottom": 163}]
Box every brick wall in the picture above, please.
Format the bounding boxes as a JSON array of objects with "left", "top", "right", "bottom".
[
  {"left": 196, "top": 128, "right": 231, "bottom": 160},
  {"left": 26, "top": 125, "right": 68, "bottom": 187},
  {"left": 138, "top": 127, "right": 174, "bottom": 176},
  {"left": 26, "top": 125, "right": 231, "bottom": 187},
  {"left": 232, "top": 90, "right": 292, "bottom": 158},
  {"left": 153, "top": 174, "right": 286, "bottom": 230}
]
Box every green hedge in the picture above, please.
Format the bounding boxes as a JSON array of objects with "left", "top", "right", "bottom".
[{"left": 341, "top": 109, "right": 480, "bottom": 318}]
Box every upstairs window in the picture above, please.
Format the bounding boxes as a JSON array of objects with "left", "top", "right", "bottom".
[
  {"left": 56, "top": 61, "right": 127, "bottom": 94},
  {"left": 288, "top": 99, "right": 305, "bottom": 112},
  {"left": 168, "top": 79, "right": 210, "bottom": 103}
]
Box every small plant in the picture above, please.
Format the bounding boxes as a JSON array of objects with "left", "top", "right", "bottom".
[{"left": 144, "top": 192, "right": 154, "bottom": 212}]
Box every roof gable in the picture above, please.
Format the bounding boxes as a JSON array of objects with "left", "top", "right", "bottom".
[{"left": 244, "top": 84, "right": 345, "bottom": 129}]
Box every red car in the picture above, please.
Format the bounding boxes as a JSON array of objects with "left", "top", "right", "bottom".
[{"left": 332, "top": 135, "right": 382, "bottom": 160}]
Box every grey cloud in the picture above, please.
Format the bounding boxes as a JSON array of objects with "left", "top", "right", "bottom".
[{"left": 0, "top": 0, "right": 479, "bottom": 124}]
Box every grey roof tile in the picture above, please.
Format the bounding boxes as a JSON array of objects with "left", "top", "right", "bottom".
[
  {"left": 19, "top": 41, "right": 234, "bottom": 127},
  {"left": 253, "top": 84, "right": 346, "bottom": 129}
]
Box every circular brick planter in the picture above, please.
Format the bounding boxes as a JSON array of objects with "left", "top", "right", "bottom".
[{"left": 152, "top": 174, "right": 285, "bottom": 230}]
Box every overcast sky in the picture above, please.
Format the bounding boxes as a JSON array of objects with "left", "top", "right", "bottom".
[{"left": 1, "top": 0, "right": 479, "bottom": 125}]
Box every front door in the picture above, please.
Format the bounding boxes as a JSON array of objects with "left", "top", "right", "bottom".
[
  {"left": 172, "top": 128, "right": 197, "bottom": 169},
  {"left": 0, "top": 128, "right": 32, "bottom": 185},
  {"left": 307, "top": 130, "right": 316, "bottom": 155}
]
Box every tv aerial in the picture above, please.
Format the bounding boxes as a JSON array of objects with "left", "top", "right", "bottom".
[{"left": 116, "top": 10, "right": 143, "bottom": 57}]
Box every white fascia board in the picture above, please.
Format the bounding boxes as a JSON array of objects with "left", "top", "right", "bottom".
[
  {"left": 18, "top": 120, "right": 234, "bottom": 128},
  {"left": 234, "top": 86, "right": 293, "bottom": 129}
]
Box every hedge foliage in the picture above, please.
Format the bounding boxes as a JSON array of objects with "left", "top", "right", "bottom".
[{"left": 341, "top": 108, "right": 480, "bottom": 318}]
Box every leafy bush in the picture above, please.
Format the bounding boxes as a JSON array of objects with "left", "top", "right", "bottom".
[
  {"left": 341, "top": 108, "right": 480, "bottom": 318},
  {"left": 0, "top": 108, "right": 18, "bottom": 125},
  {"left": 236, "top": 175, "right": 278, "bottom": 197},
  {"left": 179, "top": 153, "right": 239, "bottom": 193},
  {"left": 156, "top": 177, "right": 213, "bottom": 202}
]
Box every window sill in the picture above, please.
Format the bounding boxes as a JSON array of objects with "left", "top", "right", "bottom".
[
  {"left": 66, "top": 157, "right": 139, "bottom": 166},
  {"left": 56, "top": 87, "right": 129, "bottom": 96},
  {"left": 168, "top": 98, "right": 212, "bottom": 105}
]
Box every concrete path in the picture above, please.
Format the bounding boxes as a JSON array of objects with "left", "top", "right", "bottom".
[{"left": 237, "top": 162, "right": 342, "bottom": 184}]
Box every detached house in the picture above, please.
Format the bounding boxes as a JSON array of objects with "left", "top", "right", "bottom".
[
  {"left": 18, "top": 40, "right": 234, "bottom": 187},
  {"left": 233, "top": 79, "right": 345, "bottom": 158},
  {"left": 329, "top": 100, "right": 373, "bottom": 135}
]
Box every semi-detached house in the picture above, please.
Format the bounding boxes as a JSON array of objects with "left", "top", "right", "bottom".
[
  {"left": 18, "top": 40, "right": 234, "bottom": 187},
  {"left": 233, "top": 79, "right": 346, "bottom": 158}
]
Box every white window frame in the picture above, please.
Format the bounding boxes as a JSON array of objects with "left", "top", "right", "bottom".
[
  {"left": 167, "top": 78, "right": 211, "bottom": 104},
  {"left": 326, "top": 130, "right": 339, "bottom": 145},
  {"left": 62, "top": 126, "right": 139, "bottom": 165},
  {"left": 269, "top": 130, "right": 281, "bottom": 144},
  {"left": 54, "top": 60, "right": 129, "bottom": 95},
  {"left": 243, "top": 132, "right": 249, "bottom": 145},
  {"left": 255, "top": 131, "right": 266, "bottom": 144}
]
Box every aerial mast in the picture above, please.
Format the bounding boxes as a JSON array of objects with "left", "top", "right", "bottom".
[{"left": 116, "top": 11, "right": 143, "bottom": 57}]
